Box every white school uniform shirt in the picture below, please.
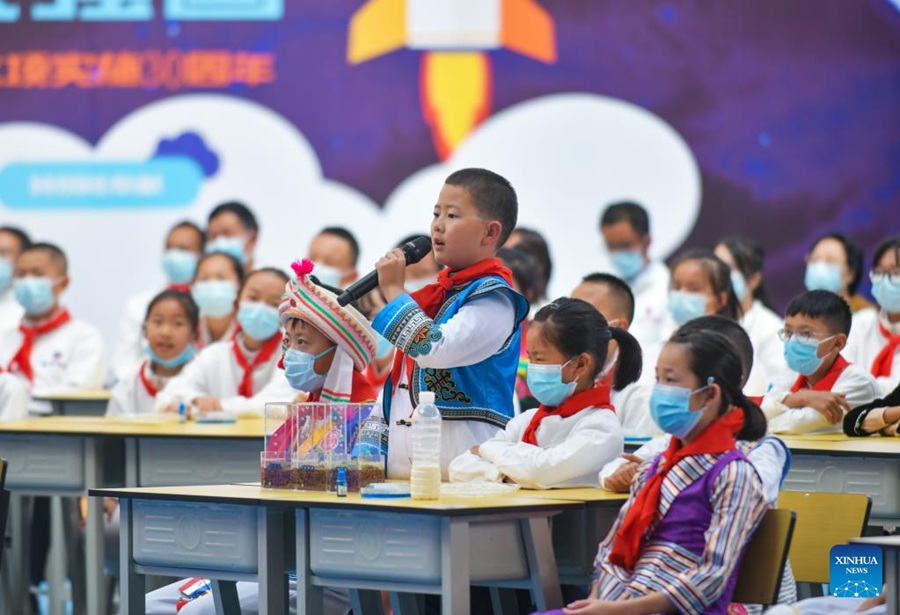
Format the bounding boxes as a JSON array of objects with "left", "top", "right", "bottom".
[
  {"left": 448, "top": 403, "right": 623, "bottom": 489},
  {"left": 0, "top": 313, "right": 106, "bottom": 416},
  {"left": 106, "top": 361, "right": 176, "bottom": 417},
  {"left": 742, "top": 300, "right": 792, "bottom": 398},
  {"left": 111, "top": 287, "right": 159, "bottom": 381},
  {"left": 599, "top": 434, "right": 790, "bottom": 505},
  {"left": 761, "top": 360, "right": 881, "bottom": 434},
  {"left": 0, "top": 288, "right": 24, "bottom": 334},
  {"left": 613, "top": 380, "right": 661, "bottom": 438},
  {"left": 627, "top": 260, "right": 671, "bottom": 352},
  {"left": 845, "top": 308, "right": 900, "bottom": 395},
  {"left": 156, "top": 337, "right": 297, "bottom": 415},
  {"left": 382, "top": 293, "right": 514, "bottom": 481}
]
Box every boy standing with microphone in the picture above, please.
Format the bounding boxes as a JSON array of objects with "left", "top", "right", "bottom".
[{"left": 373, "top": 168, "right": 529, "bottom": 479}]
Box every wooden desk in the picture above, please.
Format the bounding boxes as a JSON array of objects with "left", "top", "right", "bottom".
[
  {"left": 778, "top": 435, "right": 900, "bottom": 525},
  {"left": 520, "top": 488, "right": 628, "bottom": 586},
  {"left": 849, "top": 535, "right": 900, "bottom": 614},
  {"left": 0, "top": 416, "right": 265, "bottom": 615},
  {"left": 93, "top": 484, "right": 582, "bottom": 615},
  {"left": 33, "top": 390, "right": 111, "bottom": 416}
]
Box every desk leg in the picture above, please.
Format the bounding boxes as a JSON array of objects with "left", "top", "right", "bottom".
[
  {"left": 119, "top": 499, "right": 145, "bottom": 615},
  {"left": 389, "top": 592, "right": 422, "bottom": 615},
  {"left": 257, "top": 507, "right": 287, "bottom": 615},
  {"left": 886, "top": 548, "right": 898, "bottom": 615},
  {"left": 521, "top": 517, "right": 563, "bottom": 611},
  {"left": 85, "top": 437, "right": 106, "bottom": 615},
  {"left": 351, "top": 589, "right": 385, "bottom": 615},
  {"left": 296, "top": 509, "right": 323, "bottom": 615},
  {"left": 8, "top": 495, "right": 30, "bottom": 615},
  {"left": 125, "top": 437, "right": 138, "bottom": 487},
  {"left": 440, "top": 518, "right": 469, "bottom": 615},
  {"left": 211, "top": 580, "right": 241, "bottom": 615}
]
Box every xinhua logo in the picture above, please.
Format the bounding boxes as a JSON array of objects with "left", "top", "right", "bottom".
[{"left": 829, "top": 544, "right": 883, "bottom": 598}]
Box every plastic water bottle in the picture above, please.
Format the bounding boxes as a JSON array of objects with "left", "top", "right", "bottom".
[{"left": 410, "top": 391, "right": 442, "bottom": 500}]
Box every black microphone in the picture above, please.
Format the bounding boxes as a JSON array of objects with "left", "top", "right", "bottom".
[{"left": 337, "top": 236, "right": 432, "bottom": 306}]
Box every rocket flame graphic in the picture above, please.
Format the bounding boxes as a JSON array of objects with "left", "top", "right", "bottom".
[{"left": 348, "top": 0, "right": 556, "bottom": 160}]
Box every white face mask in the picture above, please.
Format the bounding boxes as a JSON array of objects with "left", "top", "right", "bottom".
[{"left": 311, "top": 262, "right": 343, "bottom": 288}]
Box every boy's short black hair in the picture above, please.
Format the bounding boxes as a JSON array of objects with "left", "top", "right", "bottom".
[
  {"left": 169, "top": 220, "right": 206, "bottom": 251},
  {"left": 319, "top": 226, "right": 360, "bottom": 267},
  {"left": 22, "top": 242, "right": 68, "bottom": 275},
  {"left": 809, "top": 233, "right": 864, "bottom": 295},
  {"left": 208, "top": 201, "right": 259, "bottom": 232},
  {"left": 599, "top": 201, "right": 650, "bottom": 237},
  {"left": 497, "top": 246, "right": 539, "bottom": 303},
  {"left": 508, "top": 227, "right": 552, "bottom": 299},
  {"left": 444, "top": 168, "right": 517, "bottom": 247},
  {"left": 581, "top": 272, "right": 636, "bottom": 324},
  {"left": 0, "top": 226, "right": 32, "bottom": 252},
  {"left": 785, "top": 290, "right": 852, "bottom": 336}
]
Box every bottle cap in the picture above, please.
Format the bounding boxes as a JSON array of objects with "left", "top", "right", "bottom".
[{"left": 419, "top": 391, "right": 435, "bottom": 404}]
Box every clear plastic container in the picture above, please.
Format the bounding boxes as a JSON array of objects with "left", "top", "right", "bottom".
[{"left": 410, "top": 391, "right": 442, "bottom": 500}]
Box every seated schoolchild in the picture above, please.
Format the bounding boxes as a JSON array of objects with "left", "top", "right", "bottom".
[{"left": 449, "top": 297, "right": 640, "bottom": 488}]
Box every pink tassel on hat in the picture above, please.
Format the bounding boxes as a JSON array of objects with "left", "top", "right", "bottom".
[{"left": 291, "top": 258, "right": 315, "bottom": 278}]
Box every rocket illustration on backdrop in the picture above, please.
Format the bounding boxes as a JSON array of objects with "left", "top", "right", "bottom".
[{"left": 347, "top": 0, "right": 556, "bottom": 159}]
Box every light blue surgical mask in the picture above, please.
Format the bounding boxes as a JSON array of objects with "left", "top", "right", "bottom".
[
  {"left": 804, "top": 261, "right": 842, "bottom": 293},
  {"left": 374, "top": 333, "right": 394, "bottom": 359},
  {"left": 237, "top": 301, "right": 281, "bottom": 341},
  {"left": 13, "top": 276, "right": 56, "bottom": 316},
  {"left": 872, "top": 276, "right": 900, "bottom": 313},
  {"left": 311, "top": 262, "right": 342, "bottom": 288},
  {"left": 161, "top": 249, "right": 198, "bottom": 285},
  {"left": 668, "top": 290, "right": 708, "bottom": 326},
  {"left": 283, "top": 346, "right": 335, "bottom": 392},
  {"left": 730, "top": 270, "right": 748, "bottom": 302},
  {"left": 145, "top": 344, "right": 195, "bottom": 369},
  {"left": 526, "top": 360, "right": 578, "bottom": 407},
  {"left": 206, "top": 236, "right": 247, "bottom": 264},
  {"left": 192, "top": 280, "right": 237, "bottom": 317},
  {"left": 783, "top": 335, "right": 834, "bottom": 376},
  {"left": 0, "top": 258, "right": 12, "bottom": 292},
  {"left": 609, "top": 250, "right": 644, "bottom": 281},
  {"left": 649, "top": 379, "right": 713, "bottom": 439}
]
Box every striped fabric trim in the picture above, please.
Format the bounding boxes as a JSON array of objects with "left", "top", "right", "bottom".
[{"left": 293, "top": 281, "right": 367, "bottom": 364}]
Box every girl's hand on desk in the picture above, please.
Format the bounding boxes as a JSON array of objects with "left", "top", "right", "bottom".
[
  {"left": 603, "top": 454, "right": 643, "bottom": 493},
  {"left": 469, "top": 445, "right": 480, "bottom": 456},
  {"left": 193, "top": 396, "right": 222, "bottom": 413}
]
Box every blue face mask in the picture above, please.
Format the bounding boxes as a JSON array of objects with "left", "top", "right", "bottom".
[
  {"left": 0, "top": 258, "right": 12, "bottom": 292},
  {"left": 283, "top": 346, "right": 335, "bottom": 392},
  {"left": 237, "top": 301, "right": 281, "bottom": 341},
  {"left": 783, "top": 335, "right": 834, "bottom": 375},
  {"left": 668, "top": 290, "right": 708, "bottom": 326},
  {"left": 206, "top": 236, "right": 247, "bottom": 264},
  {"left": 374, "top": 333, "right": 394, "bottom": 359},
  {"left": 804, "top": 261, "right": 842, "bottom": 293},
  {"left": 730, "top": 270, "right": 748, "bottom": 302},
  {"left": 526, "top": 360, "right": 578, "bottom": 407},
  {"left": 649, "top": 380, "right": 713, "bottom": 439},
  {"left": 146, "top": 344, "right": 195, "bottom": 369},
  {"left": 872, "top": 277, "right": 900, "bottom": 313},
  {"left": 609, "top": 250, "right": 644, "bottom": 280},
  {"left": 13, "top": 276, "right": 56, "bottom": 316},
  {"left": 192, "top": 280, "right": 237, "bottom": 317},
  {"left": 162, "top": 249, "right": 198, "bottom": 285},
  {"left": 311, "top": 262, "right": 342, "bottom": 288}
]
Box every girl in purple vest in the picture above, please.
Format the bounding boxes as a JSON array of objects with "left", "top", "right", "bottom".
[{"left": 536, "top": 329, "right": 769, "bottom": 615}]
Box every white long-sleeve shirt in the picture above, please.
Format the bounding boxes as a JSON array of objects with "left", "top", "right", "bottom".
[
  {"left": 845, "top": 307, "right": 900, "bottom": 395},
  {"left": 612, "top": 380, "right": 661, "bottom": 438},
  {"left": 0, "top": 288, "right": 23, "bottom": 334},
  {"left": 742, "top": 301, "right": 792, "bottom": 398},
  {"left": 599, "top": 435, "right": 790, "bottom": 505},
  {"left": 156, "top": 337, "right": 297, "bottom": 415},
  {"left": 0, "top": 313, "right": 106, "bottom": 415},
  {"left": 762, "top": 360, "right": 880, "bottom": 434},
  {"left": 106, "top": 361, "right": 176, "bottom": 416},
  {"left": 448, "top": 403, "right": 623, "bottom": 489},
  {"left": 383, "top": 292, "right": 515, "bottom": 480},
  {"left": 111, "top": 287, "right": 158, "bottom": 382},
  {"left": 627, "top": 260, "right": 671, "bottom": 352}
]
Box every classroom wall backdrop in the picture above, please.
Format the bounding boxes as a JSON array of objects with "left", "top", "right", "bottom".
[{"left": 0, "top": 0, "right": 898, "bottom": 358}]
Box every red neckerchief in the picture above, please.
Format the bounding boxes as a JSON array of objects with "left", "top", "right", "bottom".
[
  {"left": 871, "top": 319, "right": 900, "bottom": 378},
  {"left": 790, "top": 355, "right": 850, "bottom": 393},
  {"left": 364, "top": 361, "right": 390, "bottom": 392},
  {"left": 609, "top": 409, "right": 744, "bottom": 572},
  {"left": 388, "top": 258, "right": 514, "bottom": 395},
  {"left": 231, "top": 329, "right": 282, "bottom": 397},
  {"left": 138, "top": 361, "right": 159, "bottom": 397},
  {"left": 521, "top": 382, "right": 613, "bottom": 446},
  {"left": 6, "top": 309, "right": 72, "bottom": 383}
]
